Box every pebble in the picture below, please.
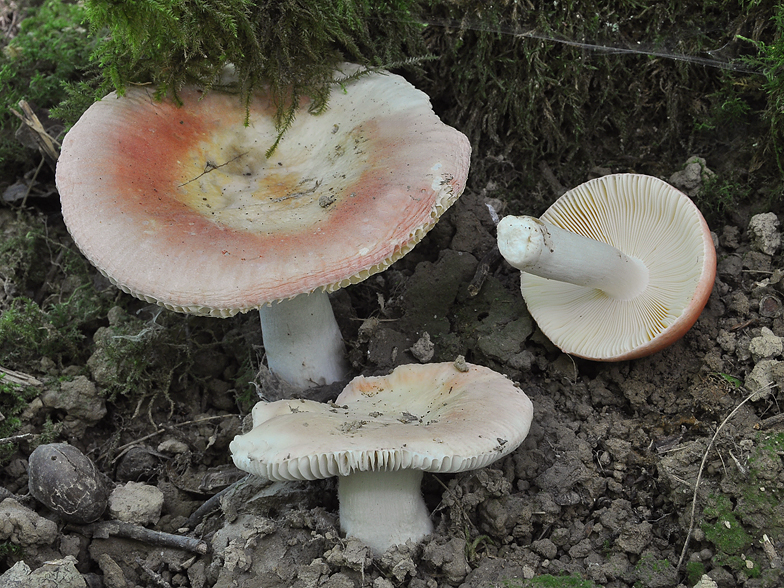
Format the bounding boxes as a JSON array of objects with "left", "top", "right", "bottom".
[
  {"left": 108, "top": 481, "right": 164, "bottom": 525},
  {"left": 28, "top": 443, "right": 108, "bottom": 524}
]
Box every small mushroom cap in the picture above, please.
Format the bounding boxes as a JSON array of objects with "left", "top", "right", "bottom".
[
  {"left": 56, "top": 64, "right": 470, "bottom": 317},
  {"left": 520, "top": 173, "right": 716, "bottom": 361},
  {"left": 230, "top": 362, "right": 533, "bottom": 481}
]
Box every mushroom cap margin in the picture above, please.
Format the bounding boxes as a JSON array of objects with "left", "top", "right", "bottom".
[{"left": 230, "top": 362, "right": 534, "bottom": 480}]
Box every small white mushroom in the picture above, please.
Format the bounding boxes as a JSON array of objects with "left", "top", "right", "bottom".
[{"left": 230, "top": 362, "right": 534, "bottom": 554}]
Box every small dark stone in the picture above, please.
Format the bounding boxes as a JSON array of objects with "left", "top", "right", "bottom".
[
  {"left": 28, "top": 443, "right": 109, "bottom": 524},
  {"left": 115, "top": 446, "right": 160, "bottom": 482},
  {"left": 760, "top": 295, "right": 782, "bottom": 318}
]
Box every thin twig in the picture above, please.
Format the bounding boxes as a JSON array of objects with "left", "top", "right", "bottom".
[
  {"left": 9, "top": 100, "right": 60, "bottom": 169},
  {"left": 0, "top": 433, "right": 34, "bottom": 445},
  {"left": 21, "top": 157, "right": 45, "bottom": 208},
  {"left": 762, "top": 534, "right": 782, "bottom": 569},
  {"left": 0, "top": 366, "right": 44, "bottom": 387},
  {"left": 85, "top": 520, "right": 209, "bottom": 554},
  {"left": 761, "top": 413, "right": 784, "bottom": 429},
  {"left": 538, "top": 160, "right": 566, "bottom": 196},
  {"left": 730, "top": 319, "right": 756, "bottom": 332},
  {"left": 177, "top": 152, "right": 247, "bottom": 187}
]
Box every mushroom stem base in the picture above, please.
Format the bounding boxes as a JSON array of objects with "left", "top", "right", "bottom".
[
  {"left": 338, "top": 469, "right": 433, "bottom": 555},
  {"left": 259, "top": 291, "right": 348, "bottom": 391}
]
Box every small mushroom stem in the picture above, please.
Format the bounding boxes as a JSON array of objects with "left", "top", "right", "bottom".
[
  {"left": 497, "top": 215, "right": 649, "bottom": 300},
  {"left": 259, "top": 291, "right": 348, "bottom": 391},
  {"left": 338, "top": 469, "right": 433, "bottom": 555}
]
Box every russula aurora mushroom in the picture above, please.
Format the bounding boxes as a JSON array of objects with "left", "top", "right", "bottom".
[
  {"left": 496, "top": 173, "right": 716, "bottom": 361},
  {"left": 230, "top": 361, "right": 533, "bottom": 554},
  {"left": 55, "top": 64, "right": 471, "bottom": 390}
]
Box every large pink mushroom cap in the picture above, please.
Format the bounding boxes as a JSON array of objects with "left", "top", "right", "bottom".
[{"left": 56, "top": 64, "right": 471, "bottom": 318}]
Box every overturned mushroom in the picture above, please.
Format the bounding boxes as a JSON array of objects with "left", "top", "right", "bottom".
[
  {"left": 56, "top": 64, "right": 471, "bottom": 390},
  {"left": 230, "top": 361, "right": 533, "bottom": 554},
  {"left": 497, "top": 173, "right": 716, "bottom": 361}
]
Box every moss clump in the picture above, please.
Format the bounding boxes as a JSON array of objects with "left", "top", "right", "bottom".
[
  {"left": 702, "top": 494, "right": 754, "bottom": 556},
  {"left": 737, "top": 6, "right": 784, "bottom": 173},
  {"left": 88, "top": 307, "right": 186, "bottom": 402},
  {"left": 0, "top": 379, "right": 39, "bottom": 435},
  {"left": 693, "top": 174, "right": 753, "bottom": 226},
  {"left": 78, "top": 0, "right": 428, "bottom": 153},
  {"left": 0, "top": 291, "right": 104, "bottom": 370},
  {"left": 695, "top": 436, "right": 784, "bottom": 579},
  {"left": 0, "top": 541, "right": 23, "bottom": 558},
  {"left": 232, "top": 354, "right": 261, "bottom": 413},
  {"left": 686, "top": 561, "right": 706, "bottom": 585},
  {"left": 504, "top": 574, "right": 596, "bottom": 588},
  {"left": 735, "top": 433, "right": 784, "bottom": 538},
  {"left": 0, "top": 210, "right": 50, "bottom": 291},
  {"left": 87, "top": 306, "right": 252, "bottom": 410},
  {"left": 0, "top": 210, "right": 108, "bottom": 371},
  {"left": 633, "top": 554, "right": 677, "bottom": 587}
]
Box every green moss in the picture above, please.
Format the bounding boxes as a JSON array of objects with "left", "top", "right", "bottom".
[
  {"left": 753, "top": 430, "right": 784, "bottom": 456},
  {"left": 78, "top": 0, "right": 428, "bottom": 154},
  {"left": 736, "top": 432, "right": 784, "bottom": 535},
  {"left": 686, "top": 561, "right": 706, "bottom": 585},
  {"left": 0, "top": 379, "right": 39, "bottom": 431},
  {"left": 0, "top": 295, "right": 98, "bottom": 369},
  {"left": 232, "top": 354, "right": 261, "bottom": 413},
  {"left": 0, "top": 541, "right": 23, "bottom": 558},
  {"left": 37, "top": 417, "right": 63, "bottom": 447},
  {"left": 88, "top": 308, "right": 251, "bottom": 408},
  {"left": 0, "top": 211, "right": 50, "bottom": 292},
  {"left": 0, "top": 0, "right": 99, "bottom": 177},
  {"left": 415, "top": 1, "right": 781, "bottom": 210},
  {"left": 693, "top": 436, "right": 784, "bottom": 579},
  {"left": 504, "top": 574, "right": 596, "bottom": 588},
  {"left": 633, "top": 554, "right": 676, "bottom": 587},
  {"left": 702, "top": 494, "right": 754, "bottom": 555},
  {"left": 713, "top": 553, "right": 762, "bottom": 578},
  {"left": 0, "top": 377, "right": 42, "bottom": 461},
  {"left": 0, "top": 289, "right": 105, "bottom": 373},
  {"left": 0, "top": 244, "right": 107, "bottom": 369},
  {"left": 693, "top": 174, "right": 753, "bottom": 225},
  {"left": 91, "top": 310, "right": 185, "bottom": 401},
  {"left": 737, "top": 5, "right": 784, "bottom": 173},
  {"left": 0, "top": 209, "right": 110, "bottom": 370}
]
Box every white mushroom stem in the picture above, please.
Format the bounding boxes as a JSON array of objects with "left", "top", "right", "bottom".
[
  {"left": 497, "top": 215, "right": 649, "bottom": 300},
  {"left": 338, "top": 469, "right": 433, "bottom": 555},
  {"left": 259, "top": 291, "right": 349, "bottom": 390}
]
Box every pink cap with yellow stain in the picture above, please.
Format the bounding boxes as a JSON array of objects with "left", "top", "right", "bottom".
[{"left": 56, "top": 64, "right": 471, "bottom": 318}]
